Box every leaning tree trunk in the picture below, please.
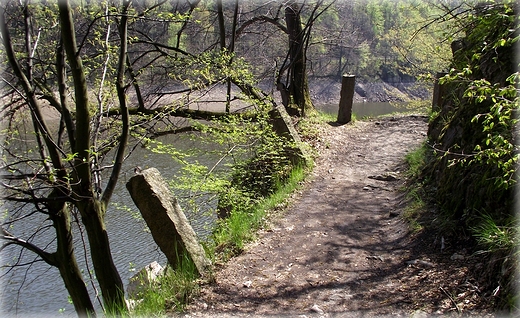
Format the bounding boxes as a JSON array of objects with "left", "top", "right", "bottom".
[{"left": 284, "top": 2, "right": 314, "bottom": 117}]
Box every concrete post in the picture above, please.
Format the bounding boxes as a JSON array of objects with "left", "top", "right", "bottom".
[{"left": 337, "top": 74, "right": 355, "bottom": 124}]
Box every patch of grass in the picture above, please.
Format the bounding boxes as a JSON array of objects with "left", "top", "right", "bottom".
[
  {"left": 130, "top": 254, "right": 199, "bottom": 316},
  {"left": 404, "top": 142, "right": 428, "bottom": 179},
  {"left": 210, "top": 164, "right": 308, "bottom": 262},
  {"left": 402, "top": 187, "right": 425, "bottom": 233},
  {"left": 471, "top": 213, "right": 518, "bottom": 252},
  {"left": 317, "top": 110, "right": 338, "bottom": 123},
  {"left": 297, "top": 110, "right": 337, "bottom": 139},
  {"left": 296, "top": 111, "right": 326, "bottom": 143},
  {"left": 403, "top": 99, "right": 431, "bottom": 114},
  {"left": 317, "top": 110, "right": 357, "bottom": 123},
  {"left": 258, "top": 163, "right": 307, "bottom": 212},
  {"left": 402, "top": 142, "right": 430, "bottom": 233}
]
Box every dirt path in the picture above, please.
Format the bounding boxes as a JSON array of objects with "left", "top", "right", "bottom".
[{"left": 182, "top": 115, "right": 493, "bottom": 317}]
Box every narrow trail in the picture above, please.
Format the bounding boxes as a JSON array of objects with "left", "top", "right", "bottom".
[{"left": 182, "top": 115, "right": 490, "bottom": 317}]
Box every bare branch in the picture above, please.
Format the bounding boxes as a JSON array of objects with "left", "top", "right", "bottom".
[
  {"left": 236, "top": 14, "right": 288, "bottom": 37},
  {"left": 101, "top": 0, "right": 131, "bottom": 205},
  {"left": 1, "top": 228, "right": 57, "bottom": 266}
]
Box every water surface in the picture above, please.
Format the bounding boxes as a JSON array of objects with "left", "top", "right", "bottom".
[{"left": 318, "top": 101, "right": 410, "bottom": 118}]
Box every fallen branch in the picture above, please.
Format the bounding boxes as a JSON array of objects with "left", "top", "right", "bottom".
[{"left": 439, "top": 286, "right": 461, "bottom": 314}]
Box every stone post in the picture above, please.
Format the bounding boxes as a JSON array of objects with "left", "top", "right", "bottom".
[
  {"left": 432, "top": 72, "right": 447, "bottom": 112},
  {"left": 126, "top": 168, "right": 211, "bottom": 276},
  {"left": 269, "top": 103, "right": 310, "bottom": 166},
  {"left": 337, "top": 74, "right": 355, "bottom": 124}
]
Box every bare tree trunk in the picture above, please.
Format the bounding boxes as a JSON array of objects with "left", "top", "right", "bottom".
[
  {"left": 77, "top": 200, "right": 126, "bottom": 314},
  {"left": 1, "top": 5, "right": 96, "bottom": 315},
  {"left": 284, "top": 2, "right": 314, "bottom": 117},
  {"left": 216, "top": 0, "right": 235, "bottom": 113},
  {"left": 51, "top": 197, "right": 96, "bottom": 317},
  {"left": 58, "top": 0, "right": 127, "bottom": 313},
  {"left": 217, "top": 0, "right": 226, "bottom": 50},
  {"left": 225, "top": 0, "right": 239, "bottom": 113}
]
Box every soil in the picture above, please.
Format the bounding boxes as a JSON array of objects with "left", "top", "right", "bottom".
[{"left": 180, "top": 115, "right": 498, "bottom": 317}]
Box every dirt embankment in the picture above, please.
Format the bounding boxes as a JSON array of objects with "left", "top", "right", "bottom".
[{"left": 180, "top": 115, "right": 497, "bottom": 317}]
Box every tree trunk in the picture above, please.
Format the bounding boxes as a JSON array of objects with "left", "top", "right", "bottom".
[
  {"left": 1, "top": 4, "right": 97, "bottom": 316},
  {"left": 51, "top": 198, "right": 96, "bottom": 317},
  {"left": 58, "top": 1, "right": 127, "bottom": 313},
  {"left": 284, "top": 2, "right": 314, "bottom": 117},
  {"left": 216, "top": 0, "right": 226, "bottom": 50},
  {"left": 225, "top": 0, "right": 239, "bottom": 113},
  {"left": 78, "top": 199, "right": 126, "bottom": 314}
]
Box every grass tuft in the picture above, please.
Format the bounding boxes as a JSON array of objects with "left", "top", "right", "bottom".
[
  {"left": 471, "top": 213, "right": 518, "bottom": 252},
  {"left": 401, "top": 142, "right": 430, "bottom": 233},
  {"left": 404, "top": 141, "right": 427, "bottom": 179},
  {"left": 402, "top": 187, "right": 425, "bottom": 233},
  {"left": 130, "top": 254, "right": 199, "bottom": 316}
]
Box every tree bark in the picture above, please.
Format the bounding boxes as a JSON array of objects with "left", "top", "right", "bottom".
[
  {"left": 51, "top": 198, "right": 96, "bottom": 317},
  {"left": 284, "top": 2, "right": 314, "bottom": 117},
  {"left": 225, "top": 0, "right": 239, "bottom": 113},
  {"left": 216, "top": 0, "right": 226, "bottom": 50},
  {"left": 77, "top": 199, "right": 126, "bottom": 314}
]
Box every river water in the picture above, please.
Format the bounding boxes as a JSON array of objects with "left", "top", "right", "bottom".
[
  {"left": 0, "top": 101, "right": 410, "bottom": 317},
  {"left": 318, "top": 101, "right": 409, "bottom": 118},
  {"left": 0, "top": 131, "right": 221, "bottom": 317}
]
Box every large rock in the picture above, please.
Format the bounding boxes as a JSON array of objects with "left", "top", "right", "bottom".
[
  {"left": 126, "top": 261, "right": 164, "bottom": 298},
  {"left": 126, "top": 168, "right": 211, "bottom": 276},
  {"left": 269, "top": 104, "right": 310, "bottom": 166}
]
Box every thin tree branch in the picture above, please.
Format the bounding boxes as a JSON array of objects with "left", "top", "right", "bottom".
[
  {"left": 101, "top": 0, "right": 131, "bottom": 205},
  {"left": 1, "top": 228, "right": 57, "bottom": 266}
]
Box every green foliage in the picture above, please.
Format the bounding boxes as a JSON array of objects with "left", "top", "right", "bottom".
[
  {"left": 128, "top": 159, "right": 309, "bottom": 316},
  {"left": 471, "top": 213, "right": 518, "bottom": 252},
  {"left": 230, "top": 142, "right": 293, "bottom": 198},
  {"left": 0, "top": 0, "right": 471, "bottom": 314},
  {"left": 167, "top": 49, "right": 257, "bottom": 92},
  {"left": 405, "top": 142, "right": 428, "bottom": 179},
  {"left": 356, "top": 0, "right": 452, "bottom": 81},
  {"left": 124, "top": 106, "right": 304, "bottom": 315},
  {"left": 200, "top": 111, "right": 295, "bottom": 196},
  {"left": 466, "top": 73, "right": 519, "bottom": 190},
  {"left": 317, "top": 110, "right": 339, "bottom": 123},
  {"left": 210, "top": 164, "right": 308, "bottom": 261},
  {"left": 402, "top": 187, "right": 425, "bottom": 233},
  {"left": 131, "top": 258, "right": 199, "bottom": 316},
  {"left": 427, "top": 0, "right": 518, "bottom": 220},
  {"left": 422, "top": 1, "right": 518, "bottom": 310},
  {"left": 138, "top": 104, "right": 302, "bottom": 257},
  {"left": 402, "top": 143, "right": 431, "bottom": 233}
]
